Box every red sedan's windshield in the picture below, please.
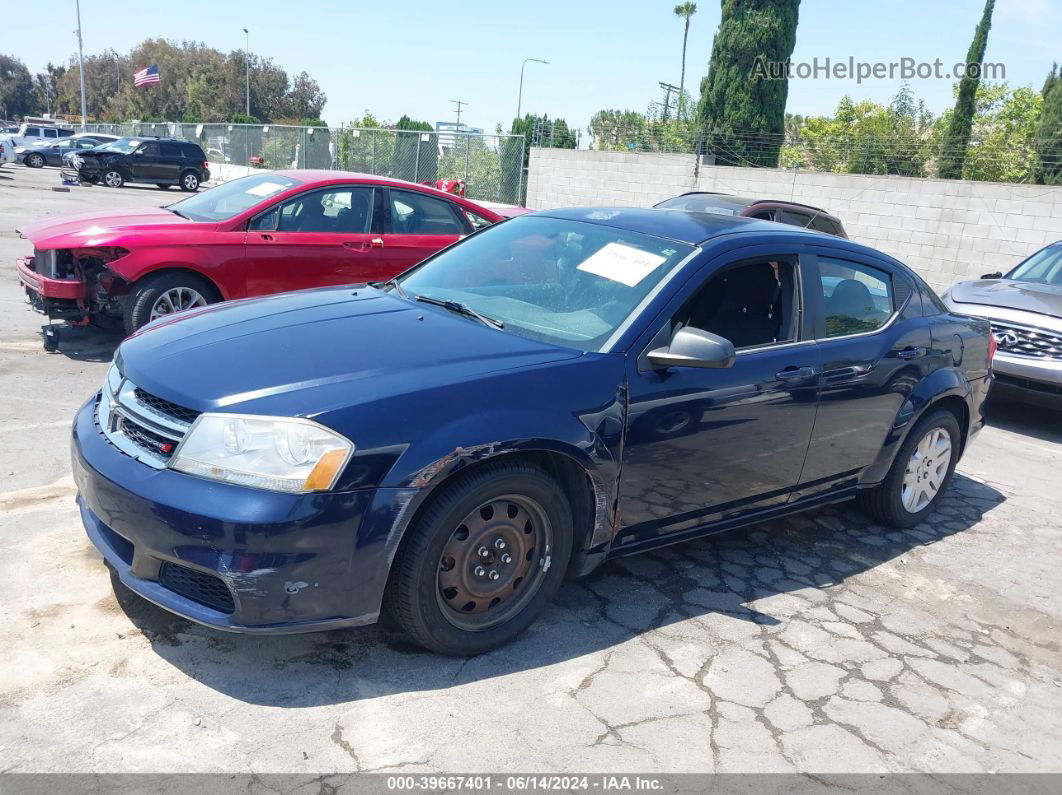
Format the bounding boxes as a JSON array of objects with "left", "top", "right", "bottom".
[{"left": 168, "top": 173, "right": 303, "bottom": 222}]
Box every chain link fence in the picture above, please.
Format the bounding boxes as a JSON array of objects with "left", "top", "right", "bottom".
[{"left": 83, "top": 122, "right": 527, "bottom": 204}]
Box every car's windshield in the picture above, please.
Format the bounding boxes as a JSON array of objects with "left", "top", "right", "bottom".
[
  {"left": 1007, "top": 245, "right": 1062, "bottom": 286},
  {"left": 100, "top": 138, "right": 142, "bottom": 154},
  {"left": 398, "top": 215, "right": 696, "bottom": 352},
  {"left": 166, "top": 173, "right": 303, "bottom": 222},
  {"left": 654, "top": 194, "right": 749, "bottom": 216}
]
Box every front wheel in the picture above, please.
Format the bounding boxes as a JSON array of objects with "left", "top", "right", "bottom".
[
  {"left": 25, "top": 153, "right": 46, "bottom": 168},
  {"left": 179, "top": 171, "right": 200, "bottom": 192},
  {"left": 858, "top": 408, "right": 961, "bottom": 528},
  {"left": 102, "top": 169, "right": 124, "bottom": 188},
  {"left": 385, "top": 461, "right": 573, "bottom": 655},
  {"left": 123, "top": 272, "right": 218, "bottom": 334}
]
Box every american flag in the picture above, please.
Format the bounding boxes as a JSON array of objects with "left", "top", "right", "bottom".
[{"left": 133, "top": 64, "right": 161, "bottom": 87}]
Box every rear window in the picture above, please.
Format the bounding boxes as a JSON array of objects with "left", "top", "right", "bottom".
[{"left": 654, "top": 194, "right": 747, "bottom": 216}]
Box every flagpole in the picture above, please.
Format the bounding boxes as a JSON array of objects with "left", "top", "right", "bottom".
[{"left": 75, "top": 0, "right": 87, "bottom": 129}]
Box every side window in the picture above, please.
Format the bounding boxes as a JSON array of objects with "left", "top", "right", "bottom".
[
  {"left": 776, "top": 209, "right": 813, "bottom": 228},
  {"left": 160, "top": 142, "right": 182, "bottom": 157},
  {"left": 674, "top": 257, "right": 799, "bottom": 350},
  {"left": 746, "top": 209, "right": 774, "bottom": 221},
  {"left": 817, "top": 257, "right": 895, "bottom": 337},
  {"left": 43, "top": 128, "right": 59, "bottom": 139},
  {"left": 137, "top": 142, "right": 160, "bottom": 156},
  {"left": 266, "top": 188, "right": 375, "bottom": 234},
  {"left": 389, "top": 190, "right": 465, "bottom": 236},
  {"left": 182, "top": 144, "right": 205, "bottom": 159},
  {"left": 58, "top": 129, "right": 73, "bottom": 138},
  {"left": 76, "top": 139, "right": 97, "bottom": 149},
  {"left": 26, "top": 128, "right": 41, "bottom": 138},
  {"left": 810, "top": 216, "right": 838, "bottom": 235}
]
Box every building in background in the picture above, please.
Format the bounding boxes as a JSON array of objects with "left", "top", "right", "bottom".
[{"left": 435, "top": 121, "right": 484, "bottom": 154}]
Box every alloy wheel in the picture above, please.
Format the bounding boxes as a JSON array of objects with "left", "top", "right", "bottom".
[
  {"left": 149, "top": 287, "right": 207, "bottom": 321},
  {"left": 436, "top": 494, "right": 553, "bottom": 631},
  {"left": 28, "top": 154, "right": 45, "bottom": 168},
  {"left": 182, "top": 173, "right": 198, "bottom": 190},
  {"left": 901, "top": 426, "right": 953, "bottom": 513},
  {"left": 103, "top": 171, "right": 123, "bottom": 187}
]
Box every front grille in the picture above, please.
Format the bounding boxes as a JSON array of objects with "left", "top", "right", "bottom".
[
  {"left": 158, "top": 562, "right": 235, "bottom": 614},
  {"left": 990, "top": 321, "right": 1062, "bottom": 360},
  {"left": 134, "top": 388, "right": 201, "bottom": 425}
]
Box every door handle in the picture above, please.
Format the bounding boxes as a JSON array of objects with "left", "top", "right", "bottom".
[
  {"left": 370, "top": 237, "right": 384, "bottom": 248},
  {"left": 260, "top": 233, "right": 274, "bottom": 241},
  {"left": 342, "top": 241, "right": 367, "bottom": 249},
  {"left": 776, "top": 365, "right": 816, "bottom": 382},
  {"left": 897, "top": 346, "right": 927, "bottom": 360}
]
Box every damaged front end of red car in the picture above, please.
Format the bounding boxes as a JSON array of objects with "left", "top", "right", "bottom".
[{"left": 17, "top": 245, "right": 132, "bottom": 329}]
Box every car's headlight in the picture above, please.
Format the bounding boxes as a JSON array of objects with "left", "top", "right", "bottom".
[{"left": 170, "top": 414, "right": 354, "bottom": 493}]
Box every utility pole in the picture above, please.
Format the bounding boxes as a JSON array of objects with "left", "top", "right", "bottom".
[
  {"left": 75, "top": 0, "right": 87, "bottom": 128},
  {"left": 243, "top": 28, "right": 251, "bottom": 117},
  {"left": 450, "top": 99, "right": 468, "bottom": 126},
  {"left": 658, "top": 81, "right": 680, "bottom": 122},
  {"left": 114, "top": 50, "right": 120, "bottom": 94}
]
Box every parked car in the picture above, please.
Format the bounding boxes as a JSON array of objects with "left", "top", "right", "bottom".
[
  {"left": 71, "top": 208, "right": 993, "bottom": 654},
  {"left": 16, "top": 133, "right": 119, "bottom": 168},
  {"left": 17, "top": 171, "right": 515, "bottom": 335},
  {"left": 1, "top": 122, "right": 75, "bottom": 148},
  {"left": 942, "top": 241, "right": 1061, "bottom": 407},
  {"left": 0, "top": 137, "right": 14, "bottom": 168},
  {"left": 654, "top": 192, "right": 848, "bottom": 238},
  {"left": 68, "top": 137, "right": 209, "bottom": 191}
]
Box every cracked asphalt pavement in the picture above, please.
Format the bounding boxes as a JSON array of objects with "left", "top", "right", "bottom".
[{"left": 1, "top": 166, "right": 1060, "bottom": 774}]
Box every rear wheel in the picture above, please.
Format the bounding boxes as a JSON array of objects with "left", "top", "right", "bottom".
[
  {"left": 123, "top": 271, "right": 218, "bottom": 334},
  {"left": 179, "top": 170, "right": 199, "bottom": 192},
  {"left": 385, "top": 461, "right": 572, "bottom": 655},
  {"left": 858, "top": 408, "right": 960, "bottom": 528},
  {"left": 102, "top": 169, "right": 124, "bottom": 188},
  {"left": 25, "top": 153, "right": 45, "bottom": 168}
]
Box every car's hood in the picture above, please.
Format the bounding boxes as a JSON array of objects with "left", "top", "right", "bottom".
[
  {"left": 18, "top": 207, "right": 204, "bottom": 249},
  {"left": 118, "top": 287, "right": 583, "bottom": 417},
  {"left": 948, "top": 279, "right": 1062, "bottom": 319}
]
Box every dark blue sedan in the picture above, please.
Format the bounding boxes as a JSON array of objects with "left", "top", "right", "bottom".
[{"left": 72, "top": 208, "right": 994, "bottom": 655}]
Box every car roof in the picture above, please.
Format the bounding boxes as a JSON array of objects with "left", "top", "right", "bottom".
[
  {"left": 269, "top": 169, "right": 502, "bottom": 210},
  {"left": 670, "top": 191, "right": 836, "bottom": 218},
  {"left": 532, "top": 206, "right": 792, "bottom": 245}
]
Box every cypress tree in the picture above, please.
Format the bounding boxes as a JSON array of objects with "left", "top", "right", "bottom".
[
  {"left": 696, "top": 0, "right": 800, "bottom": 167},
  {"left": 937, "top": 0, "right": 995, "bottom": 179},
  {"left": 1035, "top": 65, "right": 1062, "bottom": 185}
]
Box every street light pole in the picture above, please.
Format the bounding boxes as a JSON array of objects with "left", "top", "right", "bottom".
[
  {"left": 516, "top": 58, "right": 548, "bottom": 123},
  {"left": 243, "top": 28, "right": 250, "bottom": 117},
  {"left": 75, "top": 0, "right": 87, "bottom": 129}
]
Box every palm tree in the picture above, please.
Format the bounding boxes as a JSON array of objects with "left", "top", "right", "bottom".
[{"left": 674, "top": 2, "right": 697, "bottom": 119}]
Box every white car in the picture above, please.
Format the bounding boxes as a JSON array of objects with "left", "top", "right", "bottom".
[
  {"left": 0, "top": 137, "right": 16, "bottom": 167},
  {"left": 3, "top": 123, "right": 75, "bottom": 149}
]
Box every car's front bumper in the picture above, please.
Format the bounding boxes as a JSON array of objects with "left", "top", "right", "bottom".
[
  {"left": 72, "top": 396, "right": 416, "bottom": 633},
  {"left": 991, "top": 352, "right": 1062, "bottom": 407},
  {"left": 16, "top": 255, "right": 86, "bottom": 319}
]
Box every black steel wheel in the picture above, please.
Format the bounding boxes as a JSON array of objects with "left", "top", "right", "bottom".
[{"left": 385, "top": 460, "right": 573, "bottom": 655}]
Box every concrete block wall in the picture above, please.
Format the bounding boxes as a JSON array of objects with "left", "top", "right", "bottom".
[{"left": 527, "top": 148, "right": 1062, "bottom": 291}]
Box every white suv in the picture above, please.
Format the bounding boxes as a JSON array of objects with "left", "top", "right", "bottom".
[{"left": 4, "top": 124, "right": 75, "bottom": 148}]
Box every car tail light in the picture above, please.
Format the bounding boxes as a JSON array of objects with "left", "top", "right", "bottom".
[
  {"left": 203, "top": 161, "right": 209, "bottom": 169},
  {"left": 987, "top": 331, "right": 997, "bottom": 364}
]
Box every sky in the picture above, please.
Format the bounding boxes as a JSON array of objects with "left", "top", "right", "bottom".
[{"left": 6, "top": 0, "right": 1060, "bottom": 136}]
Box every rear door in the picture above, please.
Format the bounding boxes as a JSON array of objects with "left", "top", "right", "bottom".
[
  {"left": 375, "top": 187, "right": 471, "bottom": 276},
  {"left": 793, "top": 248, "right": 932, "bottom": 499},
  {"left": 158, "top": 142, "right": 184, "bottom": 182},
  {"left": 242, "top": 185, "right": 382, "bottom": 294}
]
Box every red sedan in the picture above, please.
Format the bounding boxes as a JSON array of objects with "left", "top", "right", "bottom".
[{"left": 16, "top": 170, "right": 527, "bottom": 333}]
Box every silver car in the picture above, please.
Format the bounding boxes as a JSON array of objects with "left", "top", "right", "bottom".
[{"left": 942, "top": 242, "right": 1062, "bottom": 407}]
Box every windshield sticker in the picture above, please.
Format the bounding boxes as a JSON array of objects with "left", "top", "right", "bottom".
[
  {"left": 577, "top": 243, "right": 668, "bottom": 287},
  {"left": 699, "top": 206, "right": 736, "bottom": 216},
  {"left": 246, "top": 181, "right": 287, "bottom": 197}
]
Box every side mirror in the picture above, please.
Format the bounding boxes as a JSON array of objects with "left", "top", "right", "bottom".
[
  {"left": 647, "top": 326, "right": 736, "bottom": 370},
  {"left": 980, "top": 271, "right": 1003, "bottom": 279}
]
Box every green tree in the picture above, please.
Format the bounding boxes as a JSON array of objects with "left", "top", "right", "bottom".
[
  {"left": 393, "top": 115, "right": 437, "bottom": 183},
  {"left": 696, "top": 0, "right": 800, "bottom": 167},
  {"left": 937, "top": 0, "right": 995, "bottom": 178},
  {"left": 673, "top": 3, "right": 697, "bottom": 120},
  {"left": 0, "top": 54, "right": 39, "bottom": 118},
  {"left": 1035, "top": 65, "right": 1062, "bottom": 185},
  {"left": 588, "top": 109, "right": 647, "bottom": 150}
]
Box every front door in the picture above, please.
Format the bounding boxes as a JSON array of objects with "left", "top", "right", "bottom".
[
  {"left": 242, "top": 185, "right": 382, "bottom": 295},
  {"left": 375, "top": 187, "right": 470, "bottom": 277},
  {"left": 616, "top": 250, "right": 821, "bottom": 547},
  {"left": 129, "top": 141, "right": 165, "bottom": 180}
]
